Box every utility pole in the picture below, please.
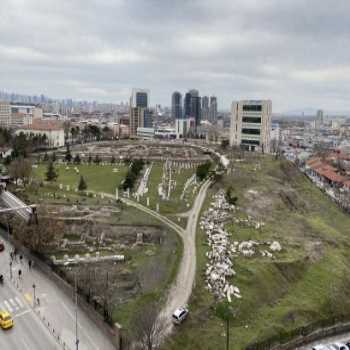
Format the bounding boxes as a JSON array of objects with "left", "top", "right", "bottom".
[
  {"left": 75, "top": 272, "right": 79, "bottom": 350},
  {"left": 32, "top": 283, "right": 36, "bottom": 308}
]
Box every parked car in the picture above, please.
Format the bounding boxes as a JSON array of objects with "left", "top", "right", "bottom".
[
  {"left": 172, "top": 307, "right": 189, "bottom": 325},
  {"left": 312, "top": 344, "right": 349, "bottom": 350},
  {"left": 0, "top": 241, "right": 4, "bottom": 252},
  {"left": 328, "top": 344, "right": 350, "bottom": 350}
]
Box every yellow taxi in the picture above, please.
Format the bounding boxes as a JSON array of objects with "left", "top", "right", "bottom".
[{"left": 0, "top": 311, "right": 14, "bottom": 329}]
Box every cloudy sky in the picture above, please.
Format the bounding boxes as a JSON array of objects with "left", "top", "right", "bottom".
[{"left": 1, "top": 0, "right": 350, "bottom": 112}]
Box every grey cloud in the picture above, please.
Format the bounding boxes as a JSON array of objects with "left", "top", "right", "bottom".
[{"left": 1, "top": 0, "right": 350, "bottom": 112}]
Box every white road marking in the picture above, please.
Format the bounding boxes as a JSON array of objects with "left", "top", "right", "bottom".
[
  {"left": 14, "top": 309, "right": 32, "bottom": 318},
  {"left": 9, "top": 298, "right": 19, "bottom": 310},
  {"left": 0, "top": 303, "right": 5, "bottom": 310},
  {"left": 4, "top": 300, "right": 13, "bottom": 312},
  {"left": 15, "top": 296, "right": 24, "bottom": 308}
]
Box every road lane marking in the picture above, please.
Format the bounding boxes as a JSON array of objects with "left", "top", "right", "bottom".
[
  {"left": 9, "top": 298, "right": 19, "bottom": 310},
  {"left": 15, "top": 296, "right": 24, "bottom": 308},
  {"left": 14, "top": 309, "right": 31, "bottom": 318},
  {"left": 4, "top": 300, "right": 13, "bottom": 312}
]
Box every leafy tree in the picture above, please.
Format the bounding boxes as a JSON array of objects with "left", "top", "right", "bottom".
[
  {"left": 78, "top": 175, "right": 87, "bottom": 191},
  {"left": 45, "top": 161, "right": 58, "bottom": 182},
  {"left": 121, "top": 159, "right": 144, "bottom": 190},
  {"left": 196, "top": 161, "right": 212, "bottom": 181},
  {"left": 65, "top": 145, "right": 72, "bottom": 163},
  {"left": 74, "top": 154, "right": 81, "bottom": 164}
]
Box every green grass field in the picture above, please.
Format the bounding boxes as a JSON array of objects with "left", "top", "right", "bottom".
[
  {"left": 164, "top": 155, "right": 350, "bottom": 350},
  {"left": 33, "top": 163, "right": 128, "bottom": 194},
  {"left": 140, "top": 162, "right": 197, "bottom": 215}
]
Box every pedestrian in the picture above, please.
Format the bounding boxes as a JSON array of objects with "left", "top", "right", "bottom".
[
  {"left": 28, "top": 260, "right": 32, "bottom": 270},
  {"left": 10, "top": 251, "right": 13, "bottom": 261},
  {"left": 18, "top": 269, "right": 22, "bottom": 280},
  {"left": 19, "top": 255, "right": 23, "bottom": 264}
]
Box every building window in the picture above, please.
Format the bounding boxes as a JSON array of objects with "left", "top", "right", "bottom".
[
  {"left": 243, "top": 105, "right": 262, "bottom": 112},
  {"left": 242, "top": 128, "right": 261, "bottom": 135},
  {"left": 241, "top": 139, "right": 260, "bottom": 145},
  {"left": 242, "top": 116, "right": 261, "bottom": 123}
]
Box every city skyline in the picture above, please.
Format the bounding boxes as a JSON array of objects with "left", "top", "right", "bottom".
[{"left": 2, "top": 1, "right": 350, "bottom": 113}]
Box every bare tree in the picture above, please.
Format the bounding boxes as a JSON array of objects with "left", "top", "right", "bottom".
[
  {"left": 10, "top": 209, "right": 64, "bottom": 252},
  {"left": 131, "top": 302, "right": 163, "bottom": 350},
  {"left": 9, "top": 157, "right": 32, "bottom": 186}
]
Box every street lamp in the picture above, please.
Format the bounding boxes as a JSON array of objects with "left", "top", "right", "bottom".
[{"left": 32, "top": 283, "right": 36, "bottom": 308}]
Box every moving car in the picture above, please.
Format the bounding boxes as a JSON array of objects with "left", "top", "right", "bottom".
[
  {"left": 172, "top": 307, "right": 189, "bottom": 325},
  {"left": 0, "top": 311, "right": 14, "bottom": 329}
]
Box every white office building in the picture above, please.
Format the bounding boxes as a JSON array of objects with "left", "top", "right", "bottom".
[{"left": 230, "top": 100, "right": 272, "bottom": 152}]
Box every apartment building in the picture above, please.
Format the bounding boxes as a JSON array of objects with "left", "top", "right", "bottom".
[
  {"left": 0, "top": 101, "right": 11, "bottom": 127},
  {"left": 230, "top": 100, "right": 272, "bottom": 152}
]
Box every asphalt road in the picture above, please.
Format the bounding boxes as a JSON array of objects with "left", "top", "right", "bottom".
[
  {"left": 0, "top": 250, "right": 59, "bottom": 349},
  {"left": 0, "top": 240, "right": 116, "bottom": 350}
]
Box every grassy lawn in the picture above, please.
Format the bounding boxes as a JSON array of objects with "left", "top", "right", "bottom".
[
  {"left": 164, "top": 156, "right": 350, "bottom": 350},
  {"left": 139, "top": 162, "right": 197, "bottom": 215},
  {"left": 32, "top": 163, "right": 128, "bottom": 195}
]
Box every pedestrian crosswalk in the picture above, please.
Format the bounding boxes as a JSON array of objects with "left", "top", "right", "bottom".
[{"left": 0, "top": 296, "right": 25, "bottom": 313}]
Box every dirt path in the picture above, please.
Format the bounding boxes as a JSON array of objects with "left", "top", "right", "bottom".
[{"left": 98, "top": 180, "right": 211, "bottom": 340}]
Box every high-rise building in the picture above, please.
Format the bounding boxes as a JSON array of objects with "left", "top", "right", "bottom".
[
  {"left": 209, "top": 96, "right": 217, "bottom": 122},
  {"left": 201, "top": 96, "right": 209, "bottom": 120},
  {"left": 230, "top": 100, "right": 272, "bottom": 153},
  {"left": 171, "top": 92, "right": 182, "bottom": 119},
  {"left": 315, "top": 109, "right": 324, "bottom": 129},
  {"left": 143, "top": 109, "right": 153, "bottom": 128},
  {"left": 129, "top": 89, "right": 150, "bottom": 136},
  {"left": 131, "top": 89, "right": 149, "bottom": 108},
  {"left": 189, "top": 89, "right": 201, "bottom": 128},
  {"left": 184, "top": 92, "right": 192, "bottom": 119},
  {"left": 0, "top": 101, "right": 11, "bottom": 127}
]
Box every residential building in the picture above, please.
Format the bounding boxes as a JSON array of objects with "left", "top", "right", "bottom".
[
  {"left": 230, "top": 100, "right": 272, "bottom": 152},
  {"left": 175, "top": 117, "right": 195, "bottom": 138},
  {"left": 16, "top": 120, "right": 65, "bottom": 148},
  {"left": 129, "top": 89, "right": 150, "bottom": 136},
  {"left": 171, "top": 92, "right": 182, "bottom": 120},
  {"left": 209, "top": 96, "right": 217, "bottom": 122},
  {"left": 0, "top": 101, "right": 11, "bottom": 127}
]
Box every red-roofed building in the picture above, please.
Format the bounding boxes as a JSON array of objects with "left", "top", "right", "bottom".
[{"left": 16, "top": 120, "right": 65, "bottom": 148}]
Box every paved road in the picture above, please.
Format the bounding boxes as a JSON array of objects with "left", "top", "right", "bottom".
[
  {"left": 0, "top": 240, "right": 116, "bottom": 350},
  {"left": 0, "top": 265, "right": 59, "bottom": 350}
]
